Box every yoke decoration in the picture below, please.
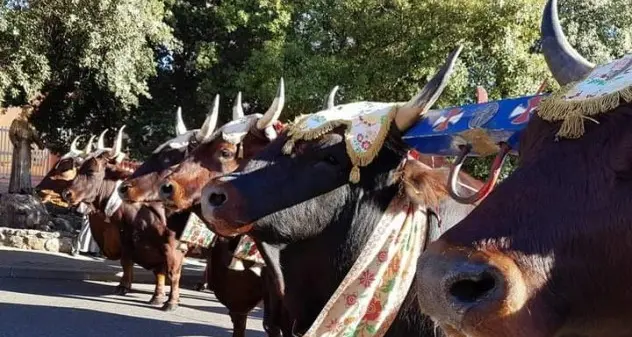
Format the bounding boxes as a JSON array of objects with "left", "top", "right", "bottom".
[
  {"left": 282, "top": 102, "right": 397, "bottom": 183},
  {"left": 539, "top": 53, "right": 632, "bottom": 138}
]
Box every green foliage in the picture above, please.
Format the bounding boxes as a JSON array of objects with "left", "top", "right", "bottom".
[
  {"left": 2, "top": 0, "right": 632, "bottom": 176},
  {"left": 0, "top": 0, "right": 175, "bottom": 153}
]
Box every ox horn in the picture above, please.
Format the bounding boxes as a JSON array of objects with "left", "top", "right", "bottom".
[
  {"left": 395, "top": 45, "right": 463, "bottom": 131},
  {"left": 541, "top": 0, "right": 594, "bottom": 85},
  {"left": 256, "top": 78, "right": 285, "bottom": 130},
  {"left": 83, "top": 135, "right": 95, "bottom": 154},
  {"left": 97, "top": 129, "right": 108, "bottom": 150},
  {"left": 110, "top": 125, "right": 126, "bottom": 158},
  {"left": 196, "top": 94, "right": 220, "bottom": 143},
  {"left": 175, "top": 106, "right": 188, "bottom": 136},
  {"left": 322, "top": 85, "right": 340, "bottom": 110},
  {"left": 232, "top": 92, "right": 245, "bottom": 120},
  {"left": 69, "top": 136, "right": 82, "bottom": 154}
]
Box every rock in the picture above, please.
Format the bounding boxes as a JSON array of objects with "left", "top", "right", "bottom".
[
  {"left": 0, "top": 194, "right": 51, "bottom": 231},
  {"left": 0, "top": 227, "right": 74, "bottom": 254},
  {"left": 51, "top": 217, "right": 75, "bottom": 232}
]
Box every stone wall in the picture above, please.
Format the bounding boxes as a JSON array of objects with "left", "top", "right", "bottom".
[{"left": 0, "top": 227, "right": 74, "bottom": 254}]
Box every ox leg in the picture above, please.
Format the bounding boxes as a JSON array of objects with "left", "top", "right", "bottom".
[
  {"left": 229, "top": 312, "right": 248, "bottom": 337},
  {"left": 195, "top": 265, "right": 208, "bottom": 292},
  {"left": 162, "top": 249, "right": 184, "bottom": 312},
  {"left": 114, "top": 256, "right": 134, "bottom": 295},
  {"left": 149, "top": 272, "right": 167, "bottom": 305}
]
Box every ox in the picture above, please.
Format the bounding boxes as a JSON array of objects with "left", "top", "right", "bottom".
[
  {"left": 36, "top": 134, "right": 124, "bottom": 259},
  {"left": 151, "top": 81, "right": 290, "bottom": 336},
  {"left": 414, "top": 1, "right": 632, "bottom": 336},
  {"left": 197, "top": 48, "right": 479, "bottom": 336}
]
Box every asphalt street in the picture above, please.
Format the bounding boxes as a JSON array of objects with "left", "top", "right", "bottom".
[{"left": 0, "top": 278, "right": 266, "bottom": 337}]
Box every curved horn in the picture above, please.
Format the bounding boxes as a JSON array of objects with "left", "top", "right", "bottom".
[
  {"left": 322, "top": 85, "right": 340, "bottom": 110},
  {"left": 83, "top": 135, "right": 95, "bottom": 154},
  {"left": 175, "top": 106, "right": 188, "bottom": 136},
  {"left": 396, "top": 45, "right": 463, "bottom": 131},
  {"left": 232, "top": 92, "right": 244, "bottom": 120},
  {"left": 256, "top": 78, "right": 285, "bottom": 130},
  {"left": 196, "top": 95, "right": 219, "bottom": 142},
  {"left": 110, "top": 125, "right": 126, "bottom": 157},
  {"left": 69, "top": 136, "right": 81, "bottom": 154},
  {"left": 541, "top": 0, "right": 594, "bottom": 85},
  {"left": 97, "top": 129, "right": 108, "bottom": 150}
]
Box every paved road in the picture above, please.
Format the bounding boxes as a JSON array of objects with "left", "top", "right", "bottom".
[{"left": 0, "top": 278, "right": 266, "bottom": 337}]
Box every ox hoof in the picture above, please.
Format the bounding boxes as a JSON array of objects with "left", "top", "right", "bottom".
[
  {"left": 161, "top": 302, "right": 179, "bottom": 312},
  {"left": 149, "top": 295, "right": 166, "bottom": 306},
  {"left": 113, "top": 285, "right": 131, "bottom": 296},
  {"left": 195, "top": 282, "right": 207, "bottom": 292}
]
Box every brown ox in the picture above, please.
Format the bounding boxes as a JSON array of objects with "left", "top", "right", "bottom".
[
  {"left": 414, "top": 1, "right": 632, "bottom": 336},
  {"left": 36, "top": 135, "right": 123, "bottom": 259},
  {"left": 197, "top": 48, "right": 485, "bottom": 336},
  {"left": 154, "top": 81, "right": 291, "bottom": 337}
]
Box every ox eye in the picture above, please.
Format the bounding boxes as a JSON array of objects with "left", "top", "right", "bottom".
[{"left": 220, "top": 149, "right": 235, "bottom": 159}]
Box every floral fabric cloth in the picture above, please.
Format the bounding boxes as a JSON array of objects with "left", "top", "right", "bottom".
[
  {"left": 561, "top": 54, "right": 632, "bottom": 101},
  {"left": 303, "top": 195, "right": 426, "bottom": 337},
  {"left": 284, "top": 102, "right": 397, "bottom": 183},
  {"left": 180, "top": 212, "right": 217, "bottom": 248},
  {"left": 228, "top": 235, "right": 266, "bottom": 277}
]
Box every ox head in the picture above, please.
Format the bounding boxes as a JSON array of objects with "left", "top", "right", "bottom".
[
  {"left": 36, "top": 135, "right": 95, "bottom": 204},
  {"left": 414, "top": 1, "right": 632, "bottom": 336},
  {"left": 160, "top": 79, "right": 285, "bottom": 211},
  {"left": 157, "top": 79, "right": 285, "bottom": 212},
  {"left": 118, "top": 106, "right": 219, "bottom": 204},
  {"left": 62, "top": 126, "right": 129, "bottom": 206}
]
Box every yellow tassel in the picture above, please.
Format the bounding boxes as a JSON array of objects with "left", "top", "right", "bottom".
[
  {"left": 282, "top": 139, "right": 295, "bottom": 155},
  {"left": 349, "top": 166, "right": 361, "bottom": 184}
]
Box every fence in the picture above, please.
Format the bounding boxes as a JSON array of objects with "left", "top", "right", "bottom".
[{"left": 0, "top": 127, "right": 52, "bottom": 192}]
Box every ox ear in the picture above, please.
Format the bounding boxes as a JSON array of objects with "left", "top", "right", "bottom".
[
  {"left": 232, "top": 92, "right": 245, "bottom": 120},
  {"left": 322, "top": 85, "right": 340, "bottom": 110},
  {"left": 196, "top": 94, "right": 220, "bottom": 143},
  {"left": 83, "top": 135, "right": 96, "bottom": 154},
  {"left": 97, "top": 129, "right": 109, "bottom": 150},
  {"left": 401, "top": 159, "right": 448, "bottom": 208},
  {"left": 175, "top": 106, "right": 188, "bottom": 136},
  {"left": 395, "top": 46, "right": 463, "bottom": 131},
  {"left": 256, "top": 78, "right": 285, "bottom": 130}
]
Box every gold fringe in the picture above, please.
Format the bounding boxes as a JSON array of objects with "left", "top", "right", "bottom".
[
  {"left": 538, "top": 81, "right": 632, "bottom": 139},
  {"left": 283, "top": 106, "right": 399, "bottom": 183}
]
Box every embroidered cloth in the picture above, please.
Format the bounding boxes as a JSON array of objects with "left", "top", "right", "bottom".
[
  {"left": 283, "top": 102, "right": 397, "bottom": 183},
  {"left": 539, "top": 53, "right": 632, "bottom": 138},
  {"left": 228, "top": 235, "right": 266, "bottom": 276},
  {"left": 180, "top": 212, "right": 217, "bottom": 248},
  {"left": 303, "top": 195, "right": 426, "bottom": 337}
]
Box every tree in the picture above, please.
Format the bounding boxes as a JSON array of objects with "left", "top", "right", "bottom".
[{"left": 0, "top": 0, "right": 175, "bottom": 154}]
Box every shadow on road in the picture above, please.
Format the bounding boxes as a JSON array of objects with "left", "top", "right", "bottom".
[{"left": 0, "top": 303, "right": 232, "bottom": 337}]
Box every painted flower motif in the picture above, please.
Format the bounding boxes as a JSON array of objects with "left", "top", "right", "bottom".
[
  {"left": 359, "top": 270, "right": 376, "bottom": 288},
  {"left": 361, "top": 140, "right": 371, "bottom": 150},
  {"left": 377, "top": 251, "right": 388, "bottom": 263},
  {"left": 363, "top": 298, "right": 383, "bottom": 322},
  {"left": 357, "top": 134, "right": 364, "bottom": 142},
  {"left": 325, "top": 318, "right": 340, "bottom": 331},
  {"left": 388, "top": 254, "right": 401, "bottom": 275},
  {"left": 345, "top": 293, "right": 358, "bottom": 307}
]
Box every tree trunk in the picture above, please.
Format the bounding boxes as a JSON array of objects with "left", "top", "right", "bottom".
[{"left": 9, "top": 140, "right": 33, "bottom": 194}]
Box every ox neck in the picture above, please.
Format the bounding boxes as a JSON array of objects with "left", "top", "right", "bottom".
[{"left": 93, "top": 178, "right": 123, "bottom": 216}]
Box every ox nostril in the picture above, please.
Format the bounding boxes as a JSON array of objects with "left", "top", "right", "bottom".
[
  {"left": 208, "top": 192, "right": 227, "bottom": 207},
  {"left": 61, "top": 190, "right": 72, "bottom": 202},
  {"left": 160, "top": 183, "right": 174, "bottom": 198},
  {"left": 447, "top": 265, "right": 502, "bottom": 305}
]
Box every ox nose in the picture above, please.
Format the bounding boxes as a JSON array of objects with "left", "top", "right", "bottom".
[
  {"left": 159, "top": 182, "right": 174, "bottom": 200},
  {"left": 206, "top": 187, "right": 227, "bottom": 207},
  {"left": 416, "top": 249, "right": 506, "bottom": 327}
]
